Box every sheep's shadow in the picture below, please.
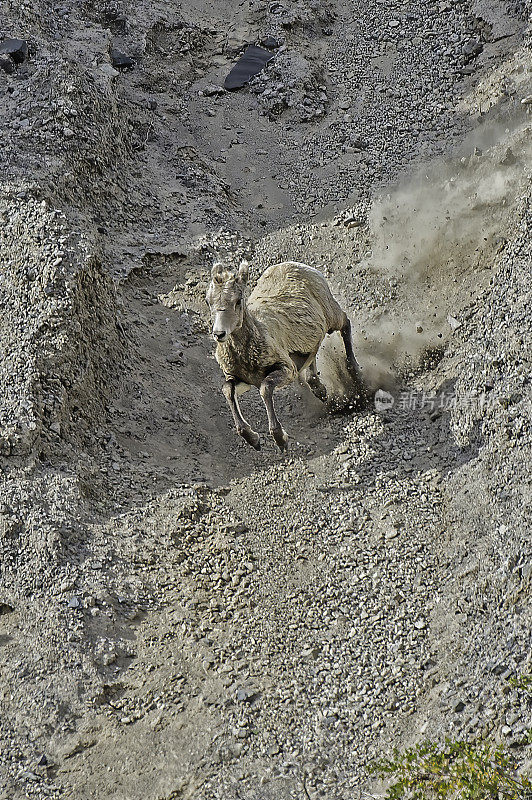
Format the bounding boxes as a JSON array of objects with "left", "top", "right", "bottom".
[
  {"left": 234, "top": 377, "right": 347, "bottom": 458},
  {"left": 219, "top": 374, "right": 484, "bottom": 495}
]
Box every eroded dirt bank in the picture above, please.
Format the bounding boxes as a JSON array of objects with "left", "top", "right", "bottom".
[{"left": 0, "top": 1, "right": 531, "bottom": 798}]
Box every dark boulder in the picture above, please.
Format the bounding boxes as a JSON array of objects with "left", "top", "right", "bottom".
[
  {"left": 261, "top": 36, "right": 282, "bottom": 49},
  {"left": 224, "top": 45, "right": 274, "bottom": 91},
  {"left": 0, "top": 38, "right": 29, "bottom": 64},
  {"left": 110, "top": 48, "right": 135, "bottom": 70}
]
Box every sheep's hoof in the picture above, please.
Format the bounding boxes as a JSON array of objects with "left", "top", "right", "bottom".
[
  {"left": 271, "top": 427, "right": 289, "bottom": 452},
  {"left": 308, "top": 378, "right": 327, "bottom": 403},
  {"left": 241, "top": 428, "right": 261, "bottom": 450}
]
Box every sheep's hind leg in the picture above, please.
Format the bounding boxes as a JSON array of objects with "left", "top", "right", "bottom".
[
  {"left": 338, "top": 316, "right": 361, "bottom": 379},
  {"left": 328, "top": 313, "right": 368, "bottom": 408},
  {"left": 338, "top": 315, "right": 369, "bottom": 404},
  {"left": 259, "top": 367, "right": 291, "bottom": 452},
  {"left": 222, "top": 380, "right": 261, "bottom": 450},
  {"left": 307, "top": 359, "right": 327, "bottom": 402}
]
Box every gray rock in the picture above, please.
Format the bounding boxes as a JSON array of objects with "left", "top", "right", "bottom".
[
  {"left": 0, "top": 38, "right": 29, "bottom": 64},
  {"left": 110, "top": 48, "right": 135, "bottom": 70}
]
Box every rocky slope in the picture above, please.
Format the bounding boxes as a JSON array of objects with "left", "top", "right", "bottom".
[{"left": 0, "top": 1, "right": 531, "bottom": 798}]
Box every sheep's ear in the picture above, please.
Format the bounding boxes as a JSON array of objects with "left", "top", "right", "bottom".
[
  {"left": 238, "top": 260, "right": 249, "bottom": 284},
  {"left": 211, "top": 261, "right": 224, "bottom": 282}
]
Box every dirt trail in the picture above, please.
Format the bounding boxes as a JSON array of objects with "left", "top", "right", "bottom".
[{"left": 0, "top": 1, "right": 531, "bottom": 799}]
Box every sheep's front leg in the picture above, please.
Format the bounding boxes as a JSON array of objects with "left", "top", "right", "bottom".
[
  {"left": 259, "top": 368, "right": 291, "bottom": 452},
  {"left": 222, "top": 380, "right": 261, "bottom": 451}
]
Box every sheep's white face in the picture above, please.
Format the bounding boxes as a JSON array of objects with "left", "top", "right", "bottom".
[{"left": 206, "top": 261, "right": 249, "bottom": 343}]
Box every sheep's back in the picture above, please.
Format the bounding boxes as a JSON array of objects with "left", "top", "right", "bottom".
[{"left": 248, "top": 262, "right": 343, "bottom": 353}]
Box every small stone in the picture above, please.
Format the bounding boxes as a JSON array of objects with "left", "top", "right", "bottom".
[
  {"left": 110, "top": 48, "right": 135, "bottom": 70},
  {"left": 387, "top": 694, "right": 399, "bottom": 711},
  {"left": 343, "top": 215, "right": 364, "bottom": 228},
  {"left": 261, "top": 36, "right": 282, "bottom": 49},
  {"left": 37, "top": 754, "right": 47, "bottom": 766},
  {"left": 233, "top": 523, "right": 248, "bottom": 535},
  {"left": 521, "top": 95, "right": 532, "bottom": 105},
  {"left": 110, "top": 14, "right": 127, "bottom": 33},
  {"left": 447, "top": 315, "right": 462, "bottom": 331},
  {"left": 462, "top": 39, "right": 483, "bottom": 59},
  {"left": 500, "top": 148, "right": 517, "bottom": 166},
  {"left": 414, "top": 619, "right": 426, "bottom": 630},
  {"left": 454, "top": 700, "right": 466, "bottom": 712},
  {"left": 490, "top": 663, "right": 508, "bottom": 676},
  {"left": 0, "top": 603, "right": 14, "bottom": 615},
  {"left": 352, "top": 135, "right": 368, "bottom": 150},
  {"left": 202, "top": 84, "right": 225, "bottom": 97},
  {"left": 236, "top": 687, "right": 258, "bottom": 703},
  {"left": 68, "top": 596, "right": 82, "bottom": 609},
  {"left": 100, "top": 63, "right": 119, "bottom": 78}
]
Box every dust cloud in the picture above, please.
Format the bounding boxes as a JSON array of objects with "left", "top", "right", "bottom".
[{"left": 323, "top": 115, "right": 531, "bottom": 401}]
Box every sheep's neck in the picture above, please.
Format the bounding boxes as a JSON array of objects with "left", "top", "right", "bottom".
[
  {"left": 230, "top": 306, "right": 264, "bottom": 351},
  {"left": 220, "top": 306, "right": 269, "bottom": 383}
]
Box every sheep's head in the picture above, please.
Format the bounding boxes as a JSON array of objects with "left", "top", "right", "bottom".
[{"left": 206, "top": 260, "right": 249, "bottom": 343}]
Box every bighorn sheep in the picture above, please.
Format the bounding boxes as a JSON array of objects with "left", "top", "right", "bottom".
[{"left": 206, "top": 260, "right": 365, "bottom": 451}]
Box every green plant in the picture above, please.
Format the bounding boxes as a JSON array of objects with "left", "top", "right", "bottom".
[
  {"left": 369, "top": 738, "right": 532, "bottom": 800},
  {"left": 508, "top": 672, "right": 532, "bottom": 744},
  {"left": 508, "top": 673, "right": 532, "bottom": 695}
]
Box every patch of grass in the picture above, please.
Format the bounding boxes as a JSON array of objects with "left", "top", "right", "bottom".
[
  {"left": 370, "top": 738, "right": 532, "bottom": 799},
  {"left": 509, "top": 674, "right": 532, "bottom": 695},
  {"left": 370, "top": 673, "right": 532, "bottom": 799}
]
